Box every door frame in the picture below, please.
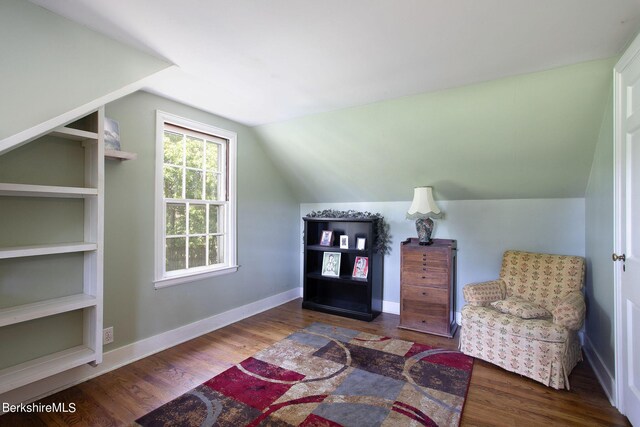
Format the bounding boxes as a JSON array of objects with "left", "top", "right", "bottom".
[{"left": 613, "top": 32, "right": 640, "bottom": 414}]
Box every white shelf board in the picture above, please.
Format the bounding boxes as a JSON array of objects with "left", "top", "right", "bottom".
[
  {"left": 0, "top": 294, "right": 97, "bottom": 328},
  {"left": 0, "top": 242, "right": 97, "bottom": 259},
  {"left": 105, "top": 149, "right": 137, "bottom": 161},
  {"left": 0, "top": 346, "right": 97, "bottom": 394},
  {"left": 50, "top": 127, "right": 98, "bottom": 141},
  {"left": 0, "top": 183, "right": 98, "bottom": 198}
]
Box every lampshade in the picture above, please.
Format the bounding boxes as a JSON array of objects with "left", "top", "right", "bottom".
[{"left": 407, "top": 187, "right": 441, "bottom": 219}]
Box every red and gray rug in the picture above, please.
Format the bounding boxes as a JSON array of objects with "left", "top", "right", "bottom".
[{"left": 135, "top": 322, "right": 474, "bottom": 426}]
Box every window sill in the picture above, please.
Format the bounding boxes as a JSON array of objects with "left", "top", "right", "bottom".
[{"left": 154, "top": 265, "right": 239, "bottom": 289}]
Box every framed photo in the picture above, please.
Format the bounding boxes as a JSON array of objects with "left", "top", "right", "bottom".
[
  {"left": 356, "top": 237, "right": 366, "bottom": 250},
  {"left": 321, "top": 252, "right": 341, "bottom": 277},
  {"left": 104, "top": 117, "right": 121, "bottom": 151},
  {"left": 352, "top": 256, "right": 369, "bottom": 279},
  {"left": 319, "top": 230, "right": 334, "bottom": 246},
  {"left": 339, "top": 235, "right": 349, "bottom": 249}
]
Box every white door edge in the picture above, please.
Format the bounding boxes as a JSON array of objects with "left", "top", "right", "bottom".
[
  {"left": 613, "top": 32, "right": 640, "bottom": 416},
  {"left": 613, "top": 62, "right": 624, "bottom": 412}
]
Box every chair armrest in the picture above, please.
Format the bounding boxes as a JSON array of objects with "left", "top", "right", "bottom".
[
  {"left": 552, "top": 292, "right": 585, "bottom": 330},
  {"left": 463, "top": 279, "right": 505, "bottom": 306}
]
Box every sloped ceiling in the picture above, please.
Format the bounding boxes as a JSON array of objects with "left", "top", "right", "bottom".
[
  {"left": 253, "top": 58, "right": 615, "bottom": 202},
  {"left": 0, "top": 0, "right": 170, "bottom": 142},
  {"left": 28, "top": 0, "right": 640, "bottom": 126}
]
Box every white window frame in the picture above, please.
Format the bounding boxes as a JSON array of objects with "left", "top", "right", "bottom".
[{"left": 154, "top": 110, "right": 238, "bottom": 288}]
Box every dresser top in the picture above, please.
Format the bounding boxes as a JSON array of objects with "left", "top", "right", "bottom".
[{"left": 401, "top": 238, "right": 457, "bottom": 249}]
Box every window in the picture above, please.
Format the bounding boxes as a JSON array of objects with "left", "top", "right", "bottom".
[{"left": 155, "top": 111, "right": 237, "bottom": 288}]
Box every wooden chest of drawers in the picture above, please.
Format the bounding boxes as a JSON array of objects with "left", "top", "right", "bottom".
[{"left": 399, "top": 238, "right": 457, "bottom": 338}]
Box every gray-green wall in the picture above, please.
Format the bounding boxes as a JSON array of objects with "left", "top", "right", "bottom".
[
  {"left": 302, "top": 198, "right": 585, "bottom": 313},
  {"left": 102, "top": 91, "right": 299, "bottom": 349},
  {"left": 0, "top": 91, "right": 300, "bottom": 370},
  {"left": 255, "top": 58, "right": 614, "bottom": 203},
  {"left": 585, "top": 81, "right": 616, "bottom": 376},
  {"left": 0, "top": 0, "right": 169, "bottom": 141}
]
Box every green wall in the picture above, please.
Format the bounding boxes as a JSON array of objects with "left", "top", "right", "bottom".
[
  {"left": 584, "top": 81, "right": 615, "bottom": 376},
  {"left": 254, "top": 58, "right": 615, "bottom": 203},
  {"left": 0, "top": 91, "right": 300, "bottom": 369},
  {"left": 302, "top": 198, "right": 585, "bottom": 312},
  {"left": 0, "top": 0, "right": 169, "bottom": 141},
  {"left": 102, "top": 91, "right": 299, "bottom": 349}
]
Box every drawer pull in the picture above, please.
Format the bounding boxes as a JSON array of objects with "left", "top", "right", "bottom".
[
  {"left": 423, "top": 263, "right": 426, "bottom": 266},
  {"left": 421, "top": 320, "right": 426, "bottom": 323},
  {"left": 422, "top": 292, "right": 426, "bottom": 296},
  {"left": 422, "top": 276, "right": 426, "bottom": 279}
]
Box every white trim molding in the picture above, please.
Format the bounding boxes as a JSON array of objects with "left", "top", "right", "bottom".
[
  {"left": 382, "top": 300, "right": 400, "bottom": 315},
  {"left": 154, "top": 110, "right": 238, "bottom": 287},
  {"left": 612, "top": 34, "right": 640, "bottom": 414},
  {"left": 154, "top": 265, "right": 239, "bottom": 289},
  {"left": 583, "top": 335, "right": 617, "bottom": 406},
  {"left": 0, "top": 287, "right": 301, "bottom": 409}
]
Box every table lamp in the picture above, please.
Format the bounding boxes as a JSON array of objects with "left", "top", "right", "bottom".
[{"left": 406, "top": 186, "right": 441, "bottom": 245}]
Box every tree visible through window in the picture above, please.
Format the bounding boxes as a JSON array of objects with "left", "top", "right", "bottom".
[{"left": 155, "top": 112, "right": 237, "bottom": 286}]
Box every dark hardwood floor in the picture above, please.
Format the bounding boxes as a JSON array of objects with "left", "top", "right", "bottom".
[{"left": 1, "top": 299, "right": 630, "bottom": 426}]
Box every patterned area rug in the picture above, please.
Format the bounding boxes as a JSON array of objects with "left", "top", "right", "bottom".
[{"left": 135, "top": 322, "right": 474, "bottom": 426}]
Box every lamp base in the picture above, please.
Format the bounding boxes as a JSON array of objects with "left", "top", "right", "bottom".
[{"left": 415, "top": 217, "right": 434, "bottom": 246}]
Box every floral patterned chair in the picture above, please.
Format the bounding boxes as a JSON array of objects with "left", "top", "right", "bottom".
[{"left": 459, "top": 250, "right": 585, "bottom": 389}]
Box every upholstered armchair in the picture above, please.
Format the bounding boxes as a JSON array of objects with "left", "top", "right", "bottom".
[{"left": 459, "top": 250, "right": 586, "bottom": 390}]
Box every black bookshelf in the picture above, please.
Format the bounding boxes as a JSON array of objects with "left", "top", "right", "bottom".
[{"left": 302, "top": 217, "right": 383, "bottom": 321}]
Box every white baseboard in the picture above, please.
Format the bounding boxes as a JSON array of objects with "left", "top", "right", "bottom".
[
  {"left": 0, "top": 287, "right": 301, "bottom": 408},
  {"left": 382, "top": 300, "right": 400, "bottom": 315},
  {"left": 583, "top": 335, "right": 616, "bottom": 407}
]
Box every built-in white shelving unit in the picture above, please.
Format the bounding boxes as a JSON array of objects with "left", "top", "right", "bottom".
[
  {"left": 0, "top": 242, "right": 98, "bottom": 260},
  {"left": 0, "top": 346, "right": 97, "bottom": 394},
  {"left": 105, "top": 149, "right": 137, "bottom": 161},
  {"left": 0, "top": 294, "right": 97, "bottom": 328},
  {"left": 0, "top": 183, "right": 98, "bottom": 198},
  {"left": 0, "top": 108, "right": 104, "bottom": 395},
  {"left": 50, "top": 126, "right": 99, "bottom": 141}
]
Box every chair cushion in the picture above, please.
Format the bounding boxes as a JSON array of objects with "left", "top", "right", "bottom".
[
  {"left": 499, "top": 251, "right": 585, "bottom": 312},
  {"left": 461, "top": 305, "right": 569, "bottom": 343},
  {"left": 491, "top": 296, "right": 551, "bottom": 319}
]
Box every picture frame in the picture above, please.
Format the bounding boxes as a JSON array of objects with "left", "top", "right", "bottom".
[
  {"left": 339, "top": 235, "right": 349, "bottom": 249},
  {"left": 104, "top": 117, "right": 121, "bottom": 151},
  {"left": 356, "top": 237, "right": 366, "bottom": 251},
  {"left": 319, "top": 230, "right": 334, "bottom": 246},
  {"left": 352, "top": 256, "right": 369, "bottom": 279},
  {"left": 321, "top": 252, "right": 341, "bottom": 277}
]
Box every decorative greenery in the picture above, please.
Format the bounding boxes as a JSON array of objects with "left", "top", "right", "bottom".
[{"left": 305, "top": 209, "right": 392, "bottom": 254}]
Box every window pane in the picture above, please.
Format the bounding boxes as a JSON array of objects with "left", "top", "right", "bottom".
[
  {"left": 206, "top": 172, "right": 219, "bottom": 200},
  {"left": 208, "top": 235, "right": 223, "bottom": 265},
  {"left": 166, "top": 203, "right": 186, "bottom": 235},
  {"left": 166, "top": 237, "right": 186, "bottom": 271},
  {"left": 164, "top": 166, "right": 183, "bottom": 199},
  {"left": 186, "top": 136, "right": 204, "bottom": 169},
  {"left": 206, "top": 141, "right": 219, "bottom": 171},
  {"left": 189, "top": 204, "right": 206, "bottom": 234},
  {"left": 164, "top": 131, "right": 183, "bottom": 166},
  {"left": 185, "top": 169, "right": 203, "bottom": 199},
  {"left": 208, "top": 205, "right": 220, "bottom": 234},
  {"left": 189, "top": 236, "right": 206, "bottom": 268}
]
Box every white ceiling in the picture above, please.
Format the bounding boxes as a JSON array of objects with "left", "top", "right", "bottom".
[{"left": 30, "top": 0, "right": 640, "bottom": 126}]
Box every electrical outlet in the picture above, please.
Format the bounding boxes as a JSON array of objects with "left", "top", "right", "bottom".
[{"left": 103, "top": 327, "right": 114, "bottom": 345}]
